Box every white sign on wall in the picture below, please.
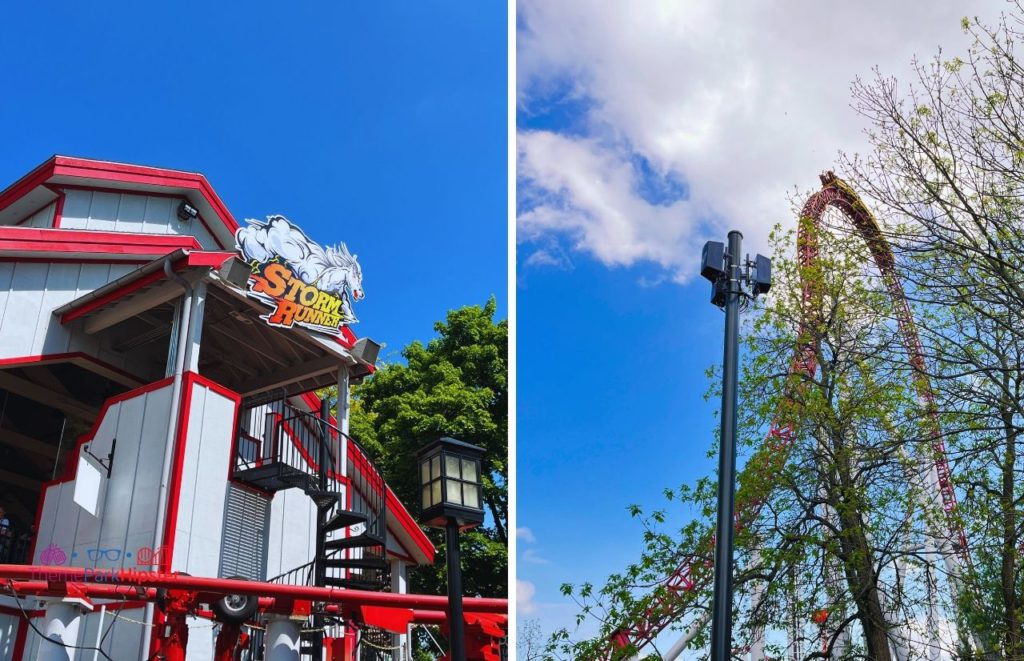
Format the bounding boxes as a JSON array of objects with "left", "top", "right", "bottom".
[{"left": 73, "top": 454, "right": 106, "bottom": 518}]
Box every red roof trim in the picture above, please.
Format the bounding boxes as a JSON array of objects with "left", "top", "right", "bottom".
[
  {"left": 387, "top": 486, "right": 435, "bottom": 562},
  {"left": 50, "top": 156, "right": 239, "bottom": 233},
  {"left": 0, "top": 156, "right": 56, "bottom": 211},
  {"left": 0, "top": 227, "right": 201, "bottom": 259},
  {"left": 59, "top": 250, "right": 235, "bottom": 324},
  {"left": 0, "top": 156, "right": 239, "bottom": 243}
]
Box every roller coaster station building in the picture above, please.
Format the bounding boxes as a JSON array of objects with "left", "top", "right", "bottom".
[{"left": 0, "top": 156, "right": 507, "bottom": 660}]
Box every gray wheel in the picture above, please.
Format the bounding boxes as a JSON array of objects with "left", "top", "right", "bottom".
[{"left": 212, "top": 576, "right": 259, "bottom": 624}]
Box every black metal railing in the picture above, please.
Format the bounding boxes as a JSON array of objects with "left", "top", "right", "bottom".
[
  {"left": 266, "top": 559, "right": 315, "bottom": 586},
  {"left": 271, "top": 408, "right": 387, "bottom": 545},
  {"left": 233, "top": 397, "right": 393, "bottom": 658},
  {"left": 0, "top": 526, "right": 32, "bottom": 564},
  {"left": 234, "top": 402, "right": 388, "bottom": 551}
]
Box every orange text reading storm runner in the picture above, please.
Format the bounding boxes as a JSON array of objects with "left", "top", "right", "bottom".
[{"left": 249, "top": 262, "right": 346, "bottom": 331}]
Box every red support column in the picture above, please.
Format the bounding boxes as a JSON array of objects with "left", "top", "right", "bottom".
[
  {"left": 154, "top": 591, "right": 195, "bottom": 661},
  {"left": 325, "top": 628, "right": 357, "bottom": 661},
  {"left": 213, "top": 622, "right": 242, "bottom": 661}
]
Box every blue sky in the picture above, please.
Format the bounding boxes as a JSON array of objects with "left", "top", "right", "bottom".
[
  {"left": 0, "top": 1, "right": 507, "bottom": 357},
  {"left": 517, "top": 256, "right": 724, "bottom": 635}
]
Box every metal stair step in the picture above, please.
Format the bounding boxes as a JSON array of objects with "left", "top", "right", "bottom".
[
  {"left": 323, "top": 510, "right": 368, "bottom": 531},
  {"left": 323, "top": 576, "right": 389, "bottom": 591},
  {"left": 319, "top": 556, "right": 389, "bottom": 570},
  {"left": 305, "top": 489, "right": 342, "bottom": 510},
  {"left": 324, "top": 533, "right": 385, "bottom": 551}
]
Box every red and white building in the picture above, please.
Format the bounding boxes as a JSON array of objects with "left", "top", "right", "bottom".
[{"left": 0, "top": 157, "right": 502, "bottom": 660}]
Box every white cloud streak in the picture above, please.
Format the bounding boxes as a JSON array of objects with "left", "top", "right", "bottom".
[
  {"left": 517, "top": 579, "right": 538, "bottom": 615},
  {"left": 516, "top": 526, "right": 537, "bottom": 543},
  {"left": 518, "top": 0, "right": 1005, "bottom": 283}
]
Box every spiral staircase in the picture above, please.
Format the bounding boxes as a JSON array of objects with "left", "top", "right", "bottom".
[{"left": 233, "top": 397, "right": 391, "bottom": 659}]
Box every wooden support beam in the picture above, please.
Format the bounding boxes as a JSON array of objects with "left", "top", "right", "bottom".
[
  {"left": 0, "top": 468, "right": 41, "bottom": 492},
  {"left": 83, "top": 280, "right": 184, "bottom": 334},
  {"left": 0, "top": 427, "right": 57, "bottom": 459},
  {"left": 0, "top": 370, "right": 98, "bottom": 422},
  {"left": 22, "top": 366, "right": 71, "bottom": 397},
  {"left": 206, "top": 319, "right": 290, "bottom": 368},
  {"left": 238, "top": 356, "right": 342, "bottom": 397}
]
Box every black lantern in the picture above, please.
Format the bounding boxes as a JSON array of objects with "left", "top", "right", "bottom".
[
  {"left": 417, "top": 437, "right": 485, "bottom": 530},
  {"left": 417, "top": 437, "right": 485, "bottom": 661}
]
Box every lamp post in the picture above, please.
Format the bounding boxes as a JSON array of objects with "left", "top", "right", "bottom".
[
  {"left": 417, "top": 437, "right": 485, "bottom": 661},
  {"left": 700, "top": 232, "right": 771, "bottom": 661}
]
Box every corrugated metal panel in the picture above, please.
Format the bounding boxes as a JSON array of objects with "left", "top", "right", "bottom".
[{"left": 220, "top": 483, "right": 270, "bottom": 581}]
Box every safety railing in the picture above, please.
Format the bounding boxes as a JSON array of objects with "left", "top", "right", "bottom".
[{"left": 0, "top": 526, "right": 31, "bottom": 565}]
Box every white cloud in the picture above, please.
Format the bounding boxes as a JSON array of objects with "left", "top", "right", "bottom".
[
  {"left": 516, "top": 526, "right": 549, "bottom": 563},
  {"left": 516, "top": 526, "right": 537, "bottom": 543},
  {"left": 518, "top": 0, "right": 1005, "bottom": 283},
  {"left": 517, "top": 579, "right": 538, "bottom": 615},
  {"left": 522, "top": 548, "right": 549, "bottom": 565}
]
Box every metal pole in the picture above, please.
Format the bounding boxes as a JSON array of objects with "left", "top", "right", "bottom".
[
  {"left": 92, "top": 604, "right": 106, "bottom": 661},
  {"left": 710, "top": 230, "right": 743, "bottom": 661},
  {"left": 446, "top": 518, "right": 466, "bottom": 661}
]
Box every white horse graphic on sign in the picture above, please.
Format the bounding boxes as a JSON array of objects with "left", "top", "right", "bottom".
[{"left": 235, "top": 215, "right": 364, "bottom": 323}]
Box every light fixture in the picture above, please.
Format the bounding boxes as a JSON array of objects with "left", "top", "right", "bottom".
[
  {"left": 417, "top": 437, "right": 484, "bottom": 529},
  {"left": 416, "top": 437, "right": 485, "bottom": 661},
  {"left": 177, "top": 201, "right": 199, "bottom": 222}
]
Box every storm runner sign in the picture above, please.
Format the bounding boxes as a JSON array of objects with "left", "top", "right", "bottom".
[{"left": 235, "top": 215, "right": 364, "bottom": 338}]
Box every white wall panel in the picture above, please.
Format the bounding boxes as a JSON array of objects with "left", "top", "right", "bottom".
[
  {"left": 265, "top": 489, "right": 317, "bottom": 579},
  {"left": 0, "top": 260, "right": 168, "bottom": 384},
  {"left": 33, "top": 385, "right": 172, "bottom": 575},
  {"left": 122, "top": 386, "right": 174, "bottom": 561},
  {"left": 0, "top": 262, "right": 47, "bottom": 357},
  {"left": 60, "top": 189, "right": 92, "bottom": 226},
  {"left": 36, "top": 262, "right": 82, "bottom": 355},
  {"left": 19, "top": 201, "right": 55, "bottom": 228},
  {"left": 61, "top": 605, "right": 146, "bottom": 661},
  {"left": 87, "top": 192, "right": 121, "bottom": 232},
  {"left": 173, "top": 384, "right": 236, "bottom": 577},
  {"left": 0, "top": 264, "right": 13, "bottom": 336},
  {"left": 142, "top": 196, "right": 173, "bottom": 234},
  {"left": 27, "top": 383, "right": 177, "bottom": 660},
  {"left": 58, "top": 188, "right": 223, "bottom": 249},
  {"left": 116, "top": 194, "right": 147, "bottom": 234},
  {"left": 0, "top": 611, "right": 17, "bottom": 661}
]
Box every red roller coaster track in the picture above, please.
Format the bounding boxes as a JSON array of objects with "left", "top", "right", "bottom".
[{"left": 607, "top": 172, "right": 969, "bottom": 659}]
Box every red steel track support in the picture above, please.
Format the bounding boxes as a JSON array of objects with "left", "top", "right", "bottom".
[
  {"left": 1, "top": 565, "right": 507, "bottom": 658},
  {"left": 606, "top": 172, "right": 971, "bottom": 659}
]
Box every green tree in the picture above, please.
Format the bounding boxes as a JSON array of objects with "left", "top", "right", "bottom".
[
  {"left": 349, "top": 297, "right": 507, "bottom": 599},
  {"left": 844, "top": 8, "right": 1024, "bottom": 653},
  {"left": 548, "top": 217, "right": 954, "bottom": 659}
]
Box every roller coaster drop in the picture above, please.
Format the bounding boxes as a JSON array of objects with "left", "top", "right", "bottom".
[{"left": 606, "top": 173, "right": 972, "bottom": 660}]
